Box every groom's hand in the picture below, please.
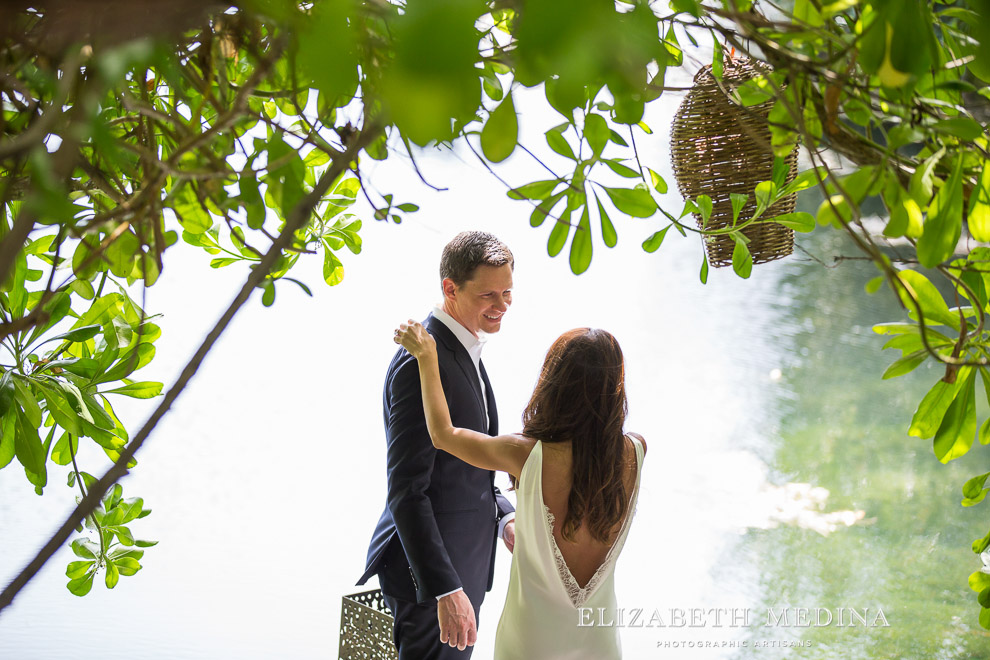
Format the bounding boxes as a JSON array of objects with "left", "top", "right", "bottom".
[
  {"left": 437, "top": 590, "right": 477, "bottom": 650},
  {"left": 502, "top": 520, "right": 515, "bottom": 553}
]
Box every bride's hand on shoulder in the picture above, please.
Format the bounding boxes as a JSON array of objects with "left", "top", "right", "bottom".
[{"left": 394, "top": 320, "right": 436, "bottom": 360}]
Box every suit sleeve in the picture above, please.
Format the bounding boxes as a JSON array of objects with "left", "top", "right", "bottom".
[
  {"left": 494, "top": 486, "right": 514, "bottom": 520},
  {"left": 385, "top": 354, "right": 461, "bottom": 600}
]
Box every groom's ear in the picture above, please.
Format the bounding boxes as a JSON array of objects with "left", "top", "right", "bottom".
[{"left": 441, "top": 277, "right": 458, "bottom": 300}]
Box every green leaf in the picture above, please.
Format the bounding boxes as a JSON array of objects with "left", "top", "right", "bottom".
[
  {"left": 662, "top": 23, "right": 683, "bottom": 66},
  {"left": 50, "top": 432, "right": 77, "bottom": 466},
  {"left": 933, "top": 370, "right": 977, "bottom": 463},
  {"left": 171, "top": 186, "right": 212, "bottom": 235},
  {"left": 118, "top": 497, "right": 145, "bottom": 523},
  {"left": 932, "top": 117, "right": 984, "bottom": 141},
  {"left": 13, "top": 379, "right": 41, "bottom": 428},
  {"left": 97, "top": 344, "right": 155, "bottom": 384},
  {"left": 732, "top": 237, "right": 753, "bottom": 279},
  {"left": 0, "top": 413, "right": 15, "bottom": 470},
  {"left": 105, "top": 231, "right": 140, "bottom": 278},
  {"left": 70, "top": 538, "right": 98, "bottom": 559},
  {"left": 602, "top": 159, "right": 639, "bottom": 178},
  {"left": 108, "top": 524, "right": 134, "bottom": 546},
  {"left": 110, "top": 548, "right": 145, "bottom": 561},
  {"left": 964, "top": 473, "right": 990, "bottom": 500},
  {"left": 671, "top": 0, "right": 702, "bottom": 18},
  {"left": 323, "top": 249, "right": 344, "bottom": 286},
  {"left": 114, "top": 557, "right": 142, "bottom": 576},
  {"left": 642, "top": 226, "right": 671, "bottom": 253},
  {"left": 712, "top": 38, "right": 724, "bottom": 80},
  {"left": 101, "top": 382, "right": 163, "bottom": 399},
  {"left": 909, "top": 146, "right": 945, "bottom": 208},
  {"left": 910, "top": 372, "right": 968, "bottom": 439},
  {"left": 331, "top": 215, "right": 363, "bottom": 255},
  {"left": 794, "top": 0, "right": 824, "bottom": 26},
  {"left": 968, "top": 162, "right": 990, "bottom": 242},
  {"left": 584, "top": 113, "right": 609, "bottom": 159},
  {"left": 65, "top": 560, "right": 94, "bottom": 579},
  {"left": 647, "top": 168, "right": 668, "bottom": 194},
  {"left": 303, "top": 148, "right": 330, "bottom": 168},
  {"left": 753, "top": 180, "right": 776, "bottom": 218},
  {"left": 700, "top": 256, "right": 709, "bottom": 284},
  {"left": 771, "top": 212, "right": 816, "bottom": 233},
  {"left": 547, "top": 209, "right": 573, "bottom": 258},
  {"left": 67, "top": 573, "right": 95, "bottom": 597},
  {"left": 569, "top": 207, "right": 592, "bottom": 275},
  {"left": 965, "top": 490, "right": 990, "bottom": 507},
  {"left": 480, "top": 65, "right": 504, "bottom": 101},
  {"left": 261, "top": 282, "right": 276, "bottom": 307},
  {"left": 896, "top": 270, "right": 960, "bottom": 330},
  {"left": 546, "top": 126, "right": 576, "bottom": 160},
  {"left": 972, "top": 570, "right": 990, "bottom": 593},
  {"left": 974, "top": 530, "right": 990, "bottom": 555},
  {"left": 603, "top": 186, "right": 657, "bottom": 218},
  {"left": 735, "top": 75, "right": 774, "bottom": 106},
  {"left": 507, "top": 180, "right": 559, "bottom": 200},
  {"left": 481, "top": 92, "right": 518, "bottom": 163},
  {"left": 881, "top": 349, "right": 928, "bottom": 379},
  {"left": 982, "top": 413, "right": 990, "bottom": 449},
  {"left": 530, "top": 193, "right": 564, "bottom": 228},
  {"left": 608, "top": 130, "right": 628, "bottom": 147},
  {"left": 730, "top": 193, "right": 748, "bottom": 224},
  {"left": 47, "top": 324, "right": 101, "bottom": 345},
  {"left": 695, "top": 195, "right": 713, "bottom": 225},
  {"left": 105, "top": 560, "right": 120, "bottom": 589},
  {"left": 917, "top": 152, "right": 964, "bottom": 268},
  {"left": 885, "top": 186, "right": 924, "bottom": 239},
  {"left": 14, "top": 411, "right": 46, "bottom": 487},
  {"left": 595, "top": 193, "right": 617, "bottom": 248}
]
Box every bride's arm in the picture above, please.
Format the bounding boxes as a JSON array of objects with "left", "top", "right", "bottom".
[{"left": 395, "top": 320, "right": 531, "bottom": 476}]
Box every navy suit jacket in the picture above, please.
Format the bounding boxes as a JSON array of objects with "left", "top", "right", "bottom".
[{"left": 359, "top": 314, "right": 514, "bottom": 603}]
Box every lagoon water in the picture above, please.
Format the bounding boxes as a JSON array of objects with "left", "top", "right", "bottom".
[{"left": 2, "top": 80, "right": 990, "bottom": 659}]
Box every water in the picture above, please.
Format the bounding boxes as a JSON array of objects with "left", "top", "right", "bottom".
[{"left": 2, "top": 88, "right": 990, "bottom": 659}]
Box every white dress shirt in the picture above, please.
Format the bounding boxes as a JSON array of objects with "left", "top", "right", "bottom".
[{"left": 432, "top": 305, "right": 487, "bottom": 417}]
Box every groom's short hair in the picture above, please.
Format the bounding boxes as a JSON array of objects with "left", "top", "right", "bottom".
[{"left": 440, "top": 231, "right": 514, "bottom": 286}]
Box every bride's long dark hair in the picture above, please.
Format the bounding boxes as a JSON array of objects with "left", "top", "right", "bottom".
[{"left": 522, "top": 328, "right": 629, "bottom": 544}]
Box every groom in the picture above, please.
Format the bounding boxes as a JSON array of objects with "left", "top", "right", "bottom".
[{"left": 359, "top": 231, "right": 517, "bottom": 658}]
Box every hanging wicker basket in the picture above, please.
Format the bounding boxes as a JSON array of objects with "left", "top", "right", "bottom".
[{"left": 670, "top": 57, "right": 798, "bottom": 267}]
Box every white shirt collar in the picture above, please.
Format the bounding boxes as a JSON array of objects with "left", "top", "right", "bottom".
[{"left": 432, "top": 305, "right": 486, "bottom": 361}]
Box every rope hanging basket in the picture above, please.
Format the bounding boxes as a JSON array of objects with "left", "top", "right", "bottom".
[{"left": 670, "top": 57, "right": 799, "bottom": 267}]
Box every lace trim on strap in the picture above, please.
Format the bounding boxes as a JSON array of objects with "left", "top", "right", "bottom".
[{"left": 544, "top": 505, "right": 617, "bottom": 608}]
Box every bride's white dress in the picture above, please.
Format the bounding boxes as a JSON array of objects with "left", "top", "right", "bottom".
[{"left": 494, "top": 436, "right": 644, "bottom": 659}]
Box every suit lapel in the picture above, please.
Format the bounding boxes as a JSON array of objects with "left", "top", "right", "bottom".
[
  {"left": 480, "top": 360, "right": 498, "bottom": 435},
  {"left": 426, "top": 315, "right": 487, "bottom": 419}
]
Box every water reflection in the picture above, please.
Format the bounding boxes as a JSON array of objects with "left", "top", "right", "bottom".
[{"left": 727, "top": 228, "right": 990, "bottom": 658}]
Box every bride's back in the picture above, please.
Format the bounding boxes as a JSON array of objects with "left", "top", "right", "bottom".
[{"left": 540, "top": 433, "right": 644, "bottom": 587}]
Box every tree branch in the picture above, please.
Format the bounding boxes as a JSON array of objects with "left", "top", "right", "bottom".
[{"left": 0, "top": 121, "right": 382, "bottom": 614}]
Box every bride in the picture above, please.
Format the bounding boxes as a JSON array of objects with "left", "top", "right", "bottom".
[{"left": 394, "top": 322, "right": 647, "bottom": 659}]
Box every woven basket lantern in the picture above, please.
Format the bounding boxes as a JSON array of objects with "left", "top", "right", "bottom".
[{"left": 670, "top": 57, "right": 798, "bottom": 267}]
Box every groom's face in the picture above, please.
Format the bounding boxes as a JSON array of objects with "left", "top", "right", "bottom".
[{"left": 443, "top": 263, "right": 514, "bottom": 337}]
